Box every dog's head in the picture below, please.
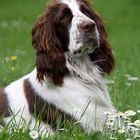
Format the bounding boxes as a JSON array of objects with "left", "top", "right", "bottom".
[{"left": 32, "top": 0, "right": 115, "bottom": 85}]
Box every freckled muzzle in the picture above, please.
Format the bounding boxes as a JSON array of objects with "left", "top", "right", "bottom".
[
  {"left": 68, "top": 6, "right": 100, "bottom": 57},
  {"left": 74, "top": 18, "right": 100, "bottom": 57},
  {"left": 74, "top": 43, "right": 99, "bottom": 57},
  {"left": 74, "top": 46, "right": 96, "bottom": 57},
  {"left": 74, "top": 29, "right": 100, "bottom": 57}
]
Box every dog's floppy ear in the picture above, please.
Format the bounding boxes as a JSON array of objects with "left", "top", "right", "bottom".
[
  {"left": 32, "top": 8, "right": 68, "bottom": 86},
  {"left": 85, "top": 2, "right": 115, "bottom": 74}
]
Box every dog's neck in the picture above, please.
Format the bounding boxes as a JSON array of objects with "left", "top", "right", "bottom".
[
  {"left": 65, "top": 54, "right": 103, "bottom": 84},
  {"left": 29, "top": 54, "right": 110, "bottom": 104},
  {"left": 65, "top": 53, "right": 111, "bottom": 103},
  {"left": 31, "top": 54, "right": 106, "bottom": 91}
]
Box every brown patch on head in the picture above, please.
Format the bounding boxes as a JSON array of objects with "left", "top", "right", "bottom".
[
  {"left": 32, "top": 2, "right": 73, "bottom": 86},
  {"left": 0, "top": 88, "right": 10, "bottom": 118},
  {"left": 78, "top": 0, "right": 115, "bottom": 74},
  {"left": 24, "top": 79, "right": 81, "bottom": 130}
]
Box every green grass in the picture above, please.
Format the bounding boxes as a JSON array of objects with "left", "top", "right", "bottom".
[{"left": 0, "top": 0, "right": 140, "bottom": 139}]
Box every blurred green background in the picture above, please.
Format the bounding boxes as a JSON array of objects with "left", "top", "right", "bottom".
[{"left": 0, "top": 0, "right": 140, "bottom": 111}]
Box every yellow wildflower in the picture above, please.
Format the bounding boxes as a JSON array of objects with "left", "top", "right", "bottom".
[{"left": 11, "top": 56, "right": 17, "bottom": 61}]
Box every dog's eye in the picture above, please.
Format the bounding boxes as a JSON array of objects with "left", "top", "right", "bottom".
[
  {"left": 60, "top": 8, "right": 72, "bottom": 20},
  {"left": 81, "top": 5, "right": 90, "bottom": 16},
  {"left": 61, "top": 14, "right": 69, "bottom": 20}
]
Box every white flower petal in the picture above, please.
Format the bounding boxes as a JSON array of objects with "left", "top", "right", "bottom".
[
  {"left": 106, "top": 121, "right": 114, "bottom": 126},
  {"left": 125, "top": 110, "right": 136, "bottom": 116},
  {"left": 127, "top": 77, "right": 138, "bottom": 81},
  {"left": 134, "top": 120, "right": 140, "bottom": 127},
  {"left": 104, "top": 112, "right": 112, "bottom": 116},
  {"left": 29, "top": 130, "right": 39, "bottom": 139},
  {"left": 118, "top": 127, "right": 126, "bottom": 134}
]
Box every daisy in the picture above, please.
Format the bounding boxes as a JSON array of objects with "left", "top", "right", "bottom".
[
  {"left": 29, "top": 130, "right": 39, "bottom": 139},
  {"left": 127, "top": 77, "right": 138, "bottom": 81},
  {"left": 104, "top": 112, "right": 112, "bottom": 116},
  {"left": 134, "top": 120, "right": 140, "bottom": 127},
  {"left": 125, "top": 110, "right": 136, "bottom": 116},
  {"left": 118, "top": 127, "right": 126, "bottom": 134}
]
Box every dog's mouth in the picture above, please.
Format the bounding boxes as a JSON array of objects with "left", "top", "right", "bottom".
[{"left": 74, "top": 38, "right": 99, "bottom": 57}]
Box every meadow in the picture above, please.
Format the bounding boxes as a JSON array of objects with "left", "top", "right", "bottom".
[{"left": 0, "top": 0, "right": 140, "bottom": 139}]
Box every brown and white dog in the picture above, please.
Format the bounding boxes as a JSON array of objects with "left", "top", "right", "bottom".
[{"left": 0, "top": 0, "right": 115, "bottom": 134}]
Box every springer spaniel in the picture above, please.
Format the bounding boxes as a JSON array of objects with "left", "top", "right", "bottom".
[{"left": 0, "top": 0, "right": 115, "bottom": 134}]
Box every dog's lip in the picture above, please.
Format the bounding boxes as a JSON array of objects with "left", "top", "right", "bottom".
[
  {"left": 74, "top": 38, "right": 99, "bottom": 57},
  {"left": 85, "top": 37, "right": 99, "bottom": 47},
  {"left": 74, "top": 45, "right": 97, "bottom": 57}
]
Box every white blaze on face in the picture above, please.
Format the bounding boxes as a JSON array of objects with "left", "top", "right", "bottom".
[{"left": 59, "top": 0, "right": 99, "bottom": 54}]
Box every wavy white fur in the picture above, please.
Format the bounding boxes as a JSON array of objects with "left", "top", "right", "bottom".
[{"left": 3, "top": 55, "right": 115, "bottom": 132}]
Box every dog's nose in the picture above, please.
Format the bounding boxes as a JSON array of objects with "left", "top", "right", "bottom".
[{"left": 78, "top": 21, "right": 96, "bottom": 32}]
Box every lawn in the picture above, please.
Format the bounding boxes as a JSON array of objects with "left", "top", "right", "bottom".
[{"left": 0, "top": 0, "right": 140, "bottom": 139}]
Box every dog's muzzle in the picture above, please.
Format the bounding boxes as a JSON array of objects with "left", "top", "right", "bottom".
[{"left": 74, "top": 19, "right": 100, "bottom": 57}]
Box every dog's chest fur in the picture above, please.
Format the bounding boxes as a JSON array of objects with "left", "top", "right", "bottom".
[{"left": 3, "top": 57, "right": 115, "bottom": 131}]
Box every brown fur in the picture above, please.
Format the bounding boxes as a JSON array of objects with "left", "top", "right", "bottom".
[
  {"left": 0, "top": 88, "right": 10, "bottom": 118},
  {"left": 32, "top": 0, "right": 115, "bottom": 86},
  {"left": 32, "top": 3, "right": 72, "bottom": 86},
  {"left": 78, "top": 0, "right": 115, "bottom": 74},
  {"left": 24, "top": 79, "right": 78, "bottom": 130}
]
